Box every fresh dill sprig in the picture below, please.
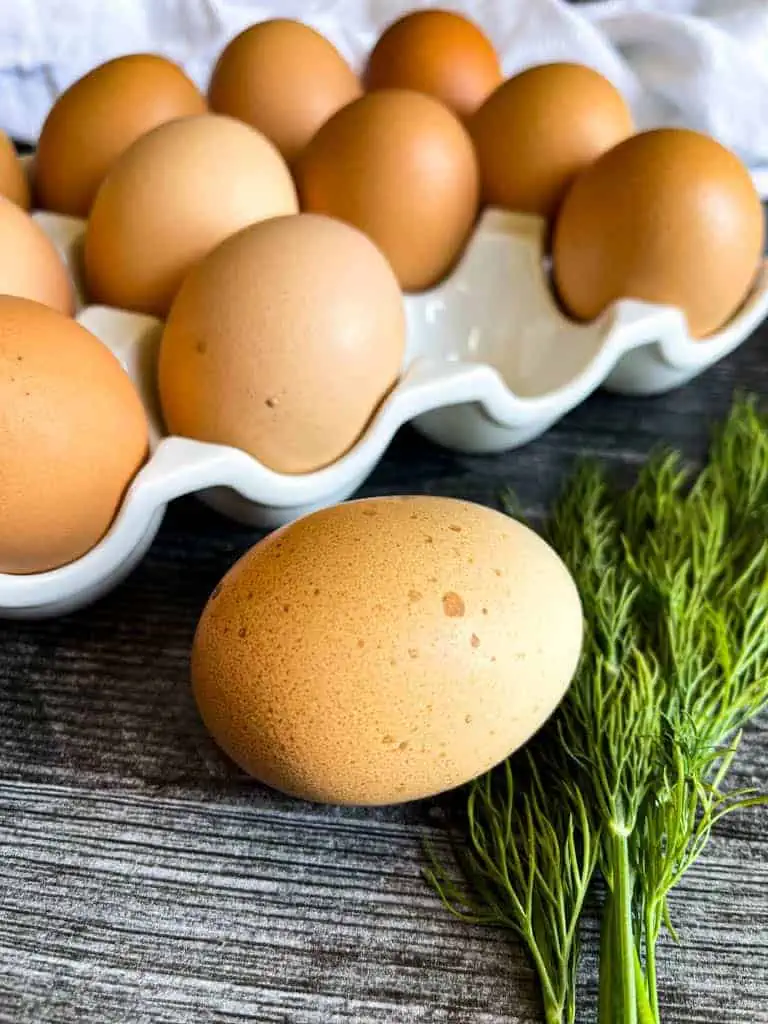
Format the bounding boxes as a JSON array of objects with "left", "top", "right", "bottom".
[
  {"left": 425, "top": 742, "right": 598, "bottom": 1024},
  {"left": 425, "top": 397, "right": 768, "bottom": 1024}
]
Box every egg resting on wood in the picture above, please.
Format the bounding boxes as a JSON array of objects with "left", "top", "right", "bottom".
[{"left": 191, "top": 495, "right": 583, "bottom": 806}]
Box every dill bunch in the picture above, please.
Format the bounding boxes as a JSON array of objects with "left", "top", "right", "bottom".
[{"left": 425, "top": 396, "right": 768, "bottom": 1024}]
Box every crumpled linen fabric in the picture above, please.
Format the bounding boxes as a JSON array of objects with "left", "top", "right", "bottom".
[{"left": 2, "top": 0, "right": 766, "bottom": 195}]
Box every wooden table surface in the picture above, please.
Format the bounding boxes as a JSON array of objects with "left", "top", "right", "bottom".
[{"left": 2, "top": 315, "right": 768, "bottom": 1022}]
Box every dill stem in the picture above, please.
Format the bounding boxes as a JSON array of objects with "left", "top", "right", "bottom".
[
  {"left": 544, "top": 1004, "right": 563, "bottom": 1024},
  {"left": 603, "top": 828, "right": 638, "bottom": 1024},
  {"left": 634, "top": 944, "right": 657, "bottom": 1024},
  {"left": 644, "top": 908, "right": 660, "bottom": 1020}
]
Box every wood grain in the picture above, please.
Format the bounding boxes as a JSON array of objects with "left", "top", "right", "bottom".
[{"left": 1, "top": 276, "right": 768, "bottom": 1022}]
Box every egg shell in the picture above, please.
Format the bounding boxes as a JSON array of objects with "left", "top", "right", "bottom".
[
  {"left": 34, "top": 54, "right": 207, "bottom": 218},
  {"left": 0, "top": 196, "right": 73, "bottom": 314},
  {"left": 365, "top": 9, "right": 501, "bottom": 118},
  {"left": 208, "top": 19, "right": 362, "bottom": 164},
  {"left": 83, "top": 113, "right": 298, "bottom": 317},
  {"left": 191, "top": 495, "right": 583, "bottom": 806},
  {"left": 296, "top": 89, "right": 479, "bottom": 291},
  {"left": 0, "top": 131, "right": 30, "bottom": 209},
  {"left": 469, "top": 62, "right": 634, "bottom": 219},
  {"left": 158, "top": 213, "right": 405, "bottom": 474},
  {"left": 0, "top": 297, "right": 149, "bottom": 574},
  {"left": 552, "top": 127, "right": 765, "bottom": 338}
]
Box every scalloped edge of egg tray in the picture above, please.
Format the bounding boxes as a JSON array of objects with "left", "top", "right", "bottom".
[{"left": 2, "top": 207, "right": 766, "bottom": 619}]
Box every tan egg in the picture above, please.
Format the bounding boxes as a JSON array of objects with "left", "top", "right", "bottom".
[
  {"left": 296, "top": 90, "right": 479, "bottom": 291},
  {"left": 0, "top": 297, "right": 149, "bottom": 574},
  {"left": 208, "top": 19, "right": 361, "bottom": 164},
  {"left": 365, "top": 9, "right": 501, "bottom": 118},
  {"left": 192, "top": 496, "right": 582, "bottom": 806},
  {"left": 0, "top": 130, "right": 30, "bottom": 209},
  {"left": 0, "top": 197, "right": 73, "bottom": 314},
  {"left": 34, "top": 54, "right": 207, "bottom": 217},
  {"left": 83, "top": 114, "right": 298, "bottom": 317},
  {"left": 552, "top": 128, "right": 765, "bottom": 338},
  {"left": 469, "top": 63, "right": 634, "bottom": 220},
  {"left": 158, "top": 213, "right": 404, "bottom": 474}
]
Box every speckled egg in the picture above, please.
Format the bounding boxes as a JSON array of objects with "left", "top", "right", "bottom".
[{"left": 191, "top": 495, "right": 583, "bottom": 806}]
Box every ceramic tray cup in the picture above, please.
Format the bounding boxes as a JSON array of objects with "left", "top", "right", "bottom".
[{"left": 1, "top": 205, "right": 767, "bottom": 619}]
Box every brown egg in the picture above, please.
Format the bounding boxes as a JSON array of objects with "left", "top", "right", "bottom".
[
  {"left": 296, "top": 90, "right": 479, "bottom": 291},
  {"left": 365, "top": 9, "right": 501, "bottom": 118},
  {"left": 192, "top": 495, "right": 582, "bottom": 805},
  {"left": 0, "top": 131, "right": 30, "bottom": 209},
  {"left": 34, "top": 54, "right": 207, "bottom": 217},
  {"left": 83, "top": 114, "right": 298, "bottom": 317},
  {"left": 0, "top": 297, "right": 149, "bottom": 574},
  {"left": 0, "top": 197, "right": 73, "bottom": 314},
  {"left": 158, "top": 213, "right": 405, "bottom": 474},
  {"left": 552, "top": 128, "right": 765, "bottom": 338},
  {"left": 208, "top": 19, "right": 362, "bottom": 164},
  {"left": 469, "top": 63, "right": 634, "bottom": 219}
]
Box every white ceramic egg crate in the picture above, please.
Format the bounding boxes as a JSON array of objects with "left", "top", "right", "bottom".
[{"left": 2, "top": 188, "right": 768, "bottom": 618}]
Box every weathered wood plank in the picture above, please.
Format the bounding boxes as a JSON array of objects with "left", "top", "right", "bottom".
[{"left": 0, "top": 782, "right": 766, "bottom": 1024}]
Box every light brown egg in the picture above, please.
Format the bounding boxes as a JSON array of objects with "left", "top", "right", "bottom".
[
  {"left": 0, "top": 297, "right": 149, "bottom": 574},
  {"left": 158, "top": 213, "right": 405, "bottom": 474},
  {"left": 296, "top": 90, "right": 479, "bottom": 291},
  {"left": 0, "top": 197, "right": 73, "bottom": 314},
  {"left": 208, "top": 19, "right": 362, "bottom": 164},
  {"left": 83, "top": 114, "right": 298, "bottom": 317},
  {"left": 365, "top": 9, "right": 501, "bottom": 118},
  {"left": 192, "top": 495, "right": 582, "bottom": 805},
  {"left": 552, "top": 128, "right": 765, "bottom": 338},
  {"left": 469, "top": 63, "right": 634, "bottom": 220},
  {"left": 0, "top": 131, "right": 30, "bottom": 209},
  {"left": 34, "top": 54, "right": 207, "bottom": 217}
]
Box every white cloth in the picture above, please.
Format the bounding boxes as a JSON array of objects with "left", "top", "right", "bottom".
[{"left": 2, "top": 0, "right": 767, "bottom": 195}]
